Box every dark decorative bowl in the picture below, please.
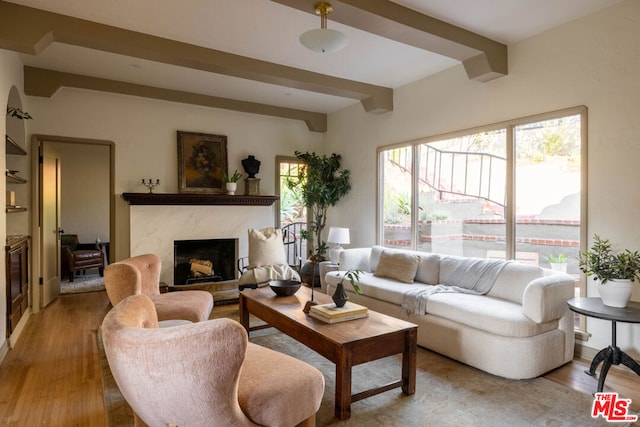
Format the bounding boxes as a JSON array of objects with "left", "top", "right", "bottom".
[{"left": 269, "top": 280, "right": 302, "bottom": 296}]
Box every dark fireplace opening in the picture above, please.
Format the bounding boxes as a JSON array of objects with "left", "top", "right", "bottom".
[{"left": 174, "top": 238, "right": 238, "bottom": 285}]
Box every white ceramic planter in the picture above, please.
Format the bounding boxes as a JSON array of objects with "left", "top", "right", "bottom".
[
  {"left": 225, "top": 182, "right": 237, "bottom": 195},
  {"left": 550, "top": 263, "right": 568, "bottom": 274},
  {"left": 598, "top": 279, "right": 633, "bottom": 308}
]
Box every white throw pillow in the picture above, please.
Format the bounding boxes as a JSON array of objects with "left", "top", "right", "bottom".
[
  {"left": 247, "top": 227, "right": 287, "bottom": 269},
  {"left": 374, "top": 251, "right": 421, "bottom": 284}
]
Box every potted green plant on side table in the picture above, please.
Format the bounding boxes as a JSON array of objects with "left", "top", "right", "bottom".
[{"left": 579, "top": 234, "right": 640, "bottom": 307}]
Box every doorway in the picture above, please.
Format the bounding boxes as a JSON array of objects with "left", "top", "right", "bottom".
[{"left": 31, "top": 135, "right": 115, "bottom": 312}]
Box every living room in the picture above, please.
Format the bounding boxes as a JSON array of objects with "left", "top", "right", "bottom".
[{"left": 1, "top": 0, "right": 640, "bottom": 424}]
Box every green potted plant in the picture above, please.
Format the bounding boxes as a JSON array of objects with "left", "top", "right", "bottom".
[
  {"left": 286, "top": 151, "right": 351, "bottom": 286},
  {"left": 332, "top": 269, "right": 363, "bottom": 307},
  {"left": 222, "top": 169, "right": 243, "bottom": 195},
  {"left": 546, "top": 253, "right": 568, "bottom": 273},
  {"left": 579, "top": 234, "right": 640, "bottom": 307}
]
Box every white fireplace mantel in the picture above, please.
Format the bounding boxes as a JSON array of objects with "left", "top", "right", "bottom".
[{"left": 129, "top": 204, "right": 277, "bottom": 285}]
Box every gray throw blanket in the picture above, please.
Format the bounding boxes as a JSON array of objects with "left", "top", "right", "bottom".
[{"left": 401, "top": 258, "right": 509, "bottom": 315}]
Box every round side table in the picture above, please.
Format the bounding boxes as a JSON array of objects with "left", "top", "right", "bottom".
[{"left": 567, "top": 297, "right": 640, "bottom": 393}]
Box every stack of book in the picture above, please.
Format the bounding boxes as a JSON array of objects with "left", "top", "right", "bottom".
[{"left": 309, "top": 302, "right": 369, "bottom": 324}]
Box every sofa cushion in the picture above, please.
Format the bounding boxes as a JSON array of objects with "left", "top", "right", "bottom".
[
  {"left": 374, "top": 251, "right": 421, "bottom": 283},
  {"left": 425, "top": 293, "right": 558, "bottom": 338},
  {"left": 369, "top": 246, "right": 388, "bottom": 271},
  {"left": 415, "top": 253, "right": 440, "bottom": 285},
  {"left": 327, "top": 272, "right": 433, "bottom": 306},
  {"left": 488, "top": 262, "right": 544, "bottom": 304},
  {"left": 338, "top": 248, "right": 371, "bottom": 272},
  {"left": 369, "top": 246, "right": 440, "bottom": 284},
  {"left": 438, "top": 256, "right": 508, "bottom": 293}
]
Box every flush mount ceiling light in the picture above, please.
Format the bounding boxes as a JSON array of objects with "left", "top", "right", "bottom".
[{"left": 299, "top": 2, "right": 347, "bottom": 53}]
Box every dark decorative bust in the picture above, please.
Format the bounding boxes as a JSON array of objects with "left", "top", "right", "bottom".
[{"left": 242, "top": 155, "right": 261, "bottom": 178}]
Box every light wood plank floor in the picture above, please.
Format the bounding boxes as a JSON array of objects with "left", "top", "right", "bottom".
[{"left": 1, "top": 290, "right": 639, "bottom": 425}]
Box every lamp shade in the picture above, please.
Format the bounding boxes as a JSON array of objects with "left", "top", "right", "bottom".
[
  {"left": 299, "top": 28, "right": 347, "bottom": 53},
  {"left": 327, "top": 227, "right": 350, "bottom": 245}
]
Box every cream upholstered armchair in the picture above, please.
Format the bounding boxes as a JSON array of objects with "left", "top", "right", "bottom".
[
  {"left": 104, "top": 253, "right": 213, "bottom": 323},
  {"left": 101, "top": 294, "right": 325, "bottom": 427}
]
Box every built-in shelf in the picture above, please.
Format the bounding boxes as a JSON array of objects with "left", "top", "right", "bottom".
[
  {"left": 121, "top": 192, "right": 279, "bottom": 206},
  {"left": 6, "top": 207, "right": 27, "bottom": 213},
  {"left": 5, "top": 135, "right": 27, "bottom": 156},
  {"left": 6, "top": 172, "right": 27, "bottom": 184}
]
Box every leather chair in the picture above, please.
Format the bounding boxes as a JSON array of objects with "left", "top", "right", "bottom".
[
  {"left": 104, "top": 253, "right": 213, "bottom": 323},
  {"left": 101, "top": 294, "right": 324, "bottom": 427},
  {"left": 60, "top": 234, "right": 105, "bottom": 282}
]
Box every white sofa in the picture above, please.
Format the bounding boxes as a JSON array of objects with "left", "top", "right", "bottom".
[{"left": 324, "top": 246, "right": 575, "bottom": 379}]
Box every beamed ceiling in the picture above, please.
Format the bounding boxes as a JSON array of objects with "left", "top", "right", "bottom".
[{"left": 0, "top": 0, "right": 624, "bottom": 132}]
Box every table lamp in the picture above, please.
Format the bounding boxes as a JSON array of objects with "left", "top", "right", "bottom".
[{"left": 327, "top": 227, "right": 350, "bottom": 264}]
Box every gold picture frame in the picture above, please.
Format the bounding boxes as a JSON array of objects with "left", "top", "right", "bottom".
[{"left": 177, "top": 131, "right": 228, "bottom": 193}]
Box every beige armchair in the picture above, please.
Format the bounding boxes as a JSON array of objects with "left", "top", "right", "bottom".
[
  {"left": 104, "top": 253, "right": 213, "bottom": 323},
  {"left": 101, "top": 294, "right": 325, "bottom": 427}
]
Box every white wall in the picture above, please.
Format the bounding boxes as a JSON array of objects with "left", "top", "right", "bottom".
[
  {"left": 55, "top": 142, "right": 110, "bottom": 244},
  {"left": 326, "top": 0, "right": 640, "bottom": 354}
]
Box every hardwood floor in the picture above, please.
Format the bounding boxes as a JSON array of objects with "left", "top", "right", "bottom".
[
  {"left": 0, "top": 291, "right": 111, "bottom": 426},
  {"left": 1, "top": 290, "right": 639, "bottom": 425}
]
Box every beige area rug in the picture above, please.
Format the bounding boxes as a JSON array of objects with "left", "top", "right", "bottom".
[
  {"left": 98, "top": 308, "right": 638, "bottom": 427},
  {"left": 252, "top": 332, "right": 629, "bottom": 427},
  {"left": 61, "top": 272, "right": 105, "bottom": 294}
]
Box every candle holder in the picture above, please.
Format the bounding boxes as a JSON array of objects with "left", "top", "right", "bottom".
[{"left": 141, "top": 179, "right": 160, "bottom": 193}]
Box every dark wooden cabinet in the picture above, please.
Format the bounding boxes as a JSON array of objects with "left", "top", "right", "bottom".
[{"left": 6, "top": 236, "right": 29, "bottom": 337}]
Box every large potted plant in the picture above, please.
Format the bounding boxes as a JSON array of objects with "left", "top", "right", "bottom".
[
  {"left": 579, "top": 234, "right": 640, "bottom": 307},
  {"left": 287, "top": 151, "right": 351, "bottom": 286}
]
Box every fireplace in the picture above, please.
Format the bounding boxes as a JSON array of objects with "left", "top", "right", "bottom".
[{"left": 174, "top": 238, "right": 238, "bottom": 285}]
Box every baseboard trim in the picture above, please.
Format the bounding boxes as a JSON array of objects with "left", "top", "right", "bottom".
[
  {"left": 0, "top": 339, "right": 9, "bottom": 364},
  {"left": 8, "top": 308, "right": 31, "bottom": 348},
  {"left": 574, "top": 341, "right": 598, "bottom": 360}
]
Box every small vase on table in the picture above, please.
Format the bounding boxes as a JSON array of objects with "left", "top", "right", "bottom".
[{"left": 332, "top": 282, "right": 348, "bottom": 308}]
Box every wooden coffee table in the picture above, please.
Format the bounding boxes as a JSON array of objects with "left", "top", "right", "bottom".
[{"left": 239, "top": 286, "right": 417, "bottom": 420}]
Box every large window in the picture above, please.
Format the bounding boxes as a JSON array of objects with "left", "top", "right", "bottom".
[{"left": 379, "top": 107, "right": 587, "bottom": 327}]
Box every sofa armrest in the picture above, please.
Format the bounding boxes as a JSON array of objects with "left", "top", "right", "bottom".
[
  {"left": 338, "top": 248, "right": 372, "bottom": 272},
  {"left": 522, "top": 273, "right": 575, "bottom": 323}
]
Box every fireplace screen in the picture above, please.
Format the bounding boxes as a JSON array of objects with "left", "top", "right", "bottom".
[{"left": 174, "top": 238, "right": 238, "bottom": 285}]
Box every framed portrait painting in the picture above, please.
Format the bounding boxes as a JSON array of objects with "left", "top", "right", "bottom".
[{"left": 177, "top": 131, "right": 228, "bottom": 193}]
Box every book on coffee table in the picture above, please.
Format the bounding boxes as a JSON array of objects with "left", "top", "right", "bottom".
[
  {"left": 309, "top": 302, "right": 368, "bottom": 323},
  {"left": 309, "top": 310, "right": 369, "bottom": 324}
]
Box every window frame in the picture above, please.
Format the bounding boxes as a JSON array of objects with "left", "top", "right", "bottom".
[
  {"left": 377, "top": 106, "right": 588, "bottom": 332},
  {"left": 275, "top": 155, "right": 308, "bottom": 228}
]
